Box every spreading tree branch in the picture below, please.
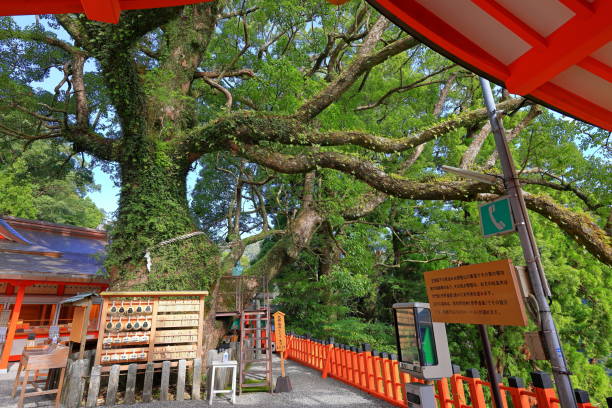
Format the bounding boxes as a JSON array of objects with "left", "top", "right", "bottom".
[
  {"left": 202, "top": 77, "right": 233, "bottom": 110},
  {"left": 218, "top": 6, "right": 259, "bottom": 20},
  {"left": 460, "top": 122, "right": 492, "bottom": 169},
  {"left": 520, "top": 174, "right": 603, "bottom": 211},
  {"left": 294, "top": 16, "right": 420, "bottom": 121},
  {"left": 355, "top": 65, "right": 454, "bottom": 111},
  {"left": 208, "top": 98, "right": 524, "bottom": 153},
  {"left": 307, "top": 4, "right": 369, "bottom": 78},
  {"left": 194, "top": 69, "right": 255, "bottom": 80},
  {"left": 0, "top": 28, "right": 86, "bottom": 56},
  {"left": 483, "top": 105, "right": 542, "bottom": 169},
  {"left": 237, "top": 143, "right": 612, "bottom": 265}
]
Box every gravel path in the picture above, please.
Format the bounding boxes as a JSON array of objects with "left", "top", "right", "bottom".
[
  {"left": 132, "top": 355, "right": 392, "bottom": 407},
  {"left": 0, "top": 356, "right": 393, "bottom": 407},
  {"left": 0, "top": 363, "right": 55, "bottom": 408}
]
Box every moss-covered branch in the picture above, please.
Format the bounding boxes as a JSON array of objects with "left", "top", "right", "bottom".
[
  {"left": 186, "top": 97, "right": 524, "bottom": 161},
  {"left": 238, "top": 143, "right": 612, "bottom": 265}
]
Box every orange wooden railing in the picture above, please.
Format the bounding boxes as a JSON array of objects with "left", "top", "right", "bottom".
[{"left": 274, "top": 332, "right": 603, "bottom": 408}]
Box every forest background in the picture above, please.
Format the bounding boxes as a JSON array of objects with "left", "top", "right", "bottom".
[{"left": 0, "top": 0, "right": 610, "bottom": 403}]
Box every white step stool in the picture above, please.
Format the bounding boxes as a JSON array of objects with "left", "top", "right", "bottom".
[{"left": 209, "top": 360, "right": 238, "bottom": 405}]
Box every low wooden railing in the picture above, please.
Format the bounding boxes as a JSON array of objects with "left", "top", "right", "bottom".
[
  {"left": 278, "top": 332, "right": 603, "bottom": 408},
  {"left": 56, "top": 357, "right": 202, "bottom": 407}
]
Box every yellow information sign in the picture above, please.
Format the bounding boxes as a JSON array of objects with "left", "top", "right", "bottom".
[
  {"left": 424, "top": 259, "right": 527, "bottom": 326},
  {"left": 273, "top": 311, "right": 286, "bottom": 352}
]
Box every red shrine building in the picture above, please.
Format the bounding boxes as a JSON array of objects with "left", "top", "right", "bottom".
[{"left": 0, "top": 216, "right": 109, "bottom": 370}]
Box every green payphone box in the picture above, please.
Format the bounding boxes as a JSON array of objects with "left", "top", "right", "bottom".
[{"left": 392, "top": 302, "right": 452, "bottom": 380}]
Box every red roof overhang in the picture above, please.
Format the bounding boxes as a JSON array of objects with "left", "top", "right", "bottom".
[
  {"left": 0, "top": 0, "right": 212, "bottom": 24},
  {"left": 366, "top": 0, "right": 612, "bottom": 131}
]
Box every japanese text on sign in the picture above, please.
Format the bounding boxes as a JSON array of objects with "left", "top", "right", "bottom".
[
  {"left": 273, "top": 311, "right": 287, "bottom": 352},
  {"left": 424, "top": 259, "right": 527, "bottom": 326}
]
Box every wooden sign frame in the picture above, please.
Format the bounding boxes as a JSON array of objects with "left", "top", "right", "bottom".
[
  {"left": 424, "top": 259, "right": 527, "bottom": 326},
  {"left": 273, "top": 311, "right": 286, "bottom": 352},
  {"left": 94, "top": 291, "right": 208, "bottom": 371}
]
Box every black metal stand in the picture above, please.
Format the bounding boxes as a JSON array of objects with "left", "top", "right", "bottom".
[
  {"left": 274, "top": 376, "right": 292, "bottom": 393},
  {"left": 478, "top": 324, "right": 504, "bottom": 408}
]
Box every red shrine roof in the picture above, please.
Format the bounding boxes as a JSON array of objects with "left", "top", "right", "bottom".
[
  {"left": 0, "top": 216, "right": 108, "bottom": 282},
  {"left": 0, "top": 0, "right": 212, "bottom": 24},
  {"left": 367, "top": 0, "right": 612, "bottom": 131}
]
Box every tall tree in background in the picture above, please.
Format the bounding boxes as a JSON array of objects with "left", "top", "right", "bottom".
[
  {"left": 1, "top": 1, "right": 610, "bottom": 400},
  {"left": 0, "top": 137, "right": 104, "bottom": 228},
  {"left": 0, "top": 2, "right": 609, "bottom": 295}
]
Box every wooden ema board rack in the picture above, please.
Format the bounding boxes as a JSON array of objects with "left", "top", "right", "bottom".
[{"left": 94, "top": 291, "right": 207, "bottom": 370}]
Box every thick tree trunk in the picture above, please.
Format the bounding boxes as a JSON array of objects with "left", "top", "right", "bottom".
[
  {"left": 106, "top": 153, "right": 220, "bottom": 290},
  {"left": 317, "top": 221, "right": 340, "bottom": 277}
]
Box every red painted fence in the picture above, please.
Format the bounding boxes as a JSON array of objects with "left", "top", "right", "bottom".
[{"left": 274, "top": 332, "right": 602, "bottom": 408}]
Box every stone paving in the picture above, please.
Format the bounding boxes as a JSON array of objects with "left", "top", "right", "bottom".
[
  {"left": 0, "top": 355, "right": 392, "bottom": 407},
  {"left": 0, "top": 363, "right": 55, "bottom": 408}
]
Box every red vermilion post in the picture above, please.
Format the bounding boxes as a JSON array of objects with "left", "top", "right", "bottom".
[
  {"left": 345, "top": 346, "right": 353, "bottom": 383},
  {"left": 499, "top": 385, "right": 509, "bottom": 408},
  {"left": 302, "top": 336, "right": 307, "bottom": 363},
  {"left": 286, "top": 334, "right": 293, "bottom": 360},
  {"left": 322, "top": 342, "right": 333, "bottom": 378},
  {"left": 320, "top": 341, "right": 325, "bottom": 370},
  {"left": 298, "top": 336, "right": 304, "bottom": 362},
  {"left": 330, "top": 343, "right": 338, "bottom": 378},
  {"left": 339, "top": 345, "right": 348, "bottom": 382},
  {"left": 464, "top": 369, "right": 487, "bottom": 408},
  {"left": 313, "top": 339, "right": 318, "bottom": 368},
  {"left": 283, "top": 333, "right": 288, "bottom": 358},
  {"left": 400, "top": 371, "right": 412, "bottom": 405},
  {"left": 437, "top": 378, "right": 452, "bottom": 408},
  {"left": 346, "top": 346, "right": 354, "bottom": 384},
  {"left": 372, "top": 351, "right": 384, "bottom": 397},
  {"left": 390, "top": 355, "right": 403, "bottom": 404},
  {"left": 320, "top": 341, "right": 326, "bottom": 370},
  {"left": 358, "top": 347, "right": 367, "bottom": 390},
  {"left": 381, "top": 353, "right": 393, "bottom": 399},
  {"left": 363, "top": 344, "right": 376, "bottom": 394},
  {"left": 531, "top": 372, "right": 557, "bottom": 408},
  {"left": 449, "top": 364, "right": 466, "bottom": 408},
  {"left": 0, "top": 284, "right": 26, "bottom": 370},
  {"left": 304, "top": 337, "right": 309, "bottom": 365},
  {"left": 351, "top": 347, "right": 361, "bottom": 389},
  {"left": 332, "top": 342, "right": 340, "bottom": 378},
  {"left": 505, "top": 376, "right": 530, "bottom": 408}
]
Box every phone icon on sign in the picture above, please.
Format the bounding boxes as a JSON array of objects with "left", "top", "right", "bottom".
[{"left": 488, "top": 205, "right": 505, "bottom": 230}]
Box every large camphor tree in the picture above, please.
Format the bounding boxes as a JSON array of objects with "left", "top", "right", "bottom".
[{"left": 1, "top": 1, "right": 609, "bottom": 294}]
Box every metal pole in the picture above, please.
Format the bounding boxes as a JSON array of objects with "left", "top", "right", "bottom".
[
  {"left": 479, "top": 77, "right": 576, "bottom": 408},
  {"left": 477, "top": 325, "right": 504, "bottom": 408}
]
